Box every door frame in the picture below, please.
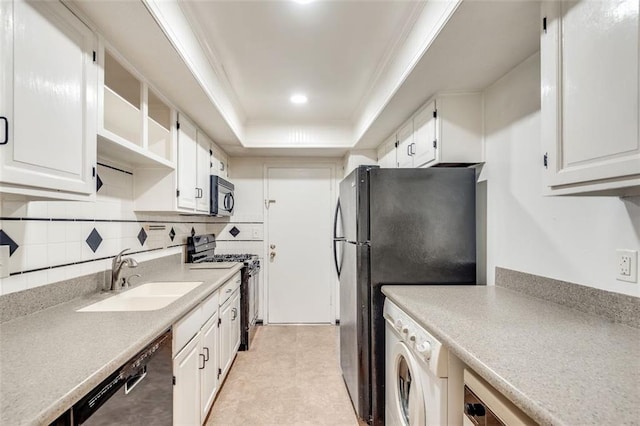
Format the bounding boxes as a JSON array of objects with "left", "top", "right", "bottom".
[{"left": 262, "top": 162, "right": 339, "bottom": 325}]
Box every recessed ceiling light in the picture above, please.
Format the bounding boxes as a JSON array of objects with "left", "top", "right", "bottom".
[{"left": 290, "top": 94, "right": 308, "bottom": 105}]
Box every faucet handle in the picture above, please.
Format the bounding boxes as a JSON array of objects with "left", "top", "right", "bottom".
[
  {"left": 112, "top": 248, "right": 131, "bottom": 267},
  {"left": 124, "top": 274, "right": 141, "bottom": 288}
]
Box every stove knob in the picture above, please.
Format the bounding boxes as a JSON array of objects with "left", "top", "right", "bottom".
[
  {"left": 394, "top": 319, "right": 403, "bottom": 331},
  {"left": 416, "top": 341, "right": 432, "bottom": 360}
]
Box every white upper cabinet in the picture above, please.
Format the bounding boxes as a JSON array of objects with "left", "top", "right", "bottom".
[
  {"left": 196, "top": 131, "right": 212, "bottom": 213},
  {"left": 412, "top": 100, "right": 437, "bottom": 167},
  {"left": 0, "top": 0, "right": 97, "bottom": 199},
  {"left": 177, "top": 116, "right": 199, "bottom": 210},
  {"left": 541, "top": 0, "right": 640, "bottom": 196},
  {"left": 377, "top": 134, "right": 397, "bottom": 168},
  {"left": 434, "top": 93, "right": 484, "bottom": 166},
  {"left": 397, "top": 120, "right": 414, "bottom": 168},
  {"left": 211, "top": 147, "right": 228, "bottom": 179},
  {"left": 375, "top": 93, "right": 483, "bottom": 170},
  {"left": 134, "top": 112, "right": 222, "bottom": 215},
  {"left": 97, "top": 46, "right": 175, "bottom": 168},
  {"left": 176, "top": 115, "right": 212, "bottom": 213}
]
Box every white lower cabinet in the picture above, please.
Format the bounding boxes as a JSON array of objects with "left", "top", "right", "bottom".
[
  {"left": 173, "top": 272, "right": 241, "bottom": 425},
  {"left": 200, "top": 313, "right": 220, "bottom": 420},
  {"left": 231, "top": 291, "right": 241, "bottom": 355},
  {"left": 172, "top": 291, "right": 219, "bottom": 426},
  {"left": 173, "top": 334, "right": 201, "bottom": 426},
  {"left": 218, "top": 273, "right": 242, "bottom": 382}
]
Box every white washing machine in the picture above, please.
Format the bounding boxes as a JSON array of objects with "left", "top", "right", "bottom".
[{"left": 384, "top": 299, "right": 449, "bottom": 426}]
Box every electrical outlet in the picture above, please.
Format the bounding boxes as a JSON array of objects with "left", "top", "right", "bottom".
[
  {"left": 616, "top": 249, "right": 637, "bottom": 283},
  {"left": 0, "top": 246, "right": 9, "bottom": 279}
]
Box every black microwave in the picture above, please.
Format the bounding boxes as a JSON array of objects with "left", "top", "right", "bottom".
[{"left": 210, "top": 176, "right": 234, "bottom": 216}]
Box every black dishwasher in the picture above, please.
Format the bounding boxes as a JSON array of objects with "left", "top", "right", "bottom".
[{"left": 72, "top": 330, "right": 173, "bottom": 425}]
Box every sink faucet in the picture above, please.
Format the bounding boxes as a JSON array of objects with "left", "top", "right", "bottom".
[{"left": 110, "top": 248, "right": 139, "bottom": 291}]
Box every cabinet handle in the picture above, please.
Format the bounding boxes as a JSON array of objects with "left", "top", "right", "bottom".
[
  {"left": 203, "top": 346, "right": 210, "bottom": 362},
  {"left": 410, "top": 143, "right": 416, "bottom": 155},
  {"left": 231, "top": 307, "right": 237, "bottom": 321},
  {"left": 407, "top": 144, "right": 410, "bottom": 156},
  {"left": 199, "top": 353, "right": 206, "bottom": 369},
  {"left": 0, "top": 117, "right": 7, "bottom": 145}
]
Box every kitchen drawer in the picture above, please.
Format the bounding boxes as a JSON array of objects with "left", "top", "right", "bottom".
[
  {"left": 173, "top": 305, "right": 203, "bottom": 356},
  {"left": 201, "top": 290, "right": 219, "bottom": 323},
  {"left": 173, "top": 289, "right": 221, "bottom": 355},
  {"left": 219, "top": 272, "right": 241, "bottom": 306}
]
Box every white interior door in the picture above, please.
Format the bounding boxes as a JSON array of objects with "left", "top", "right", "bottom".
[{"left": 266, "top": 167, "right": 333, "bottom": 324}]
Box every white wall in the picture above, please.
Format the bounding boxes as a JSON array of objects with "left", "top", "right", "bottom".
[
  {"left": 482, "top": 53, "right": 640, "bottom": 297},
  {"left": 225, "top": 156, "right": 344, "bottom": 321}
]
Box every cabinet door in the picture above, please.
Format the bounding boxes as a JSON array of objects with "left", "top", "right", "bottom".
[
  {"left": 219, "top": 300, "right": 232, "bottom": 378},
  {"left": 231, "top": 290, "right": 241, "bottom": 354},
  {"left": 196, "top": 130, "right": 211, "bottom": 213},
  {"left": 0, "top": 0, "right": 97, "bottom": 194},
  {"left": 396, "top": 120, "right": 414, "bottom": 168},
  {"left": 200, "top": 312, "right": 219, "bottom": 421},
  {"left": 541, "top": 0, "right": 640, "bottom": 187},
  {"left": 412, "top": 101, "right": 437, "bottom": 168},
  {"left": 173, "top": 334, "right": 202, "bottom": 426},
  {"left": 177, "top": 115, "right": 197, "bottom": 210},
  {"left": 377, "top": 135, "right": 397, "bottom": 168}
]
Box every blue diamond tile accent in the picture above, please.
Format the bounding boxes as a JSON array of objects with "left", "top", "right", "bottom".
[
  {"left": 85, "top": 228, "right": 103, "bottom": 253},
  {"left": 96, "top": 174, "right": 103, "bottom": 192},
  {"left": 191, "top": 227, "right": 196, "bottom": 237},
  {"left": 229, "top": 226, "right": 240, "bottom": 238},
  {"left": 0, "top": 229, "right": 19, "bottom": 256},
  {"left": 169, "top": 227, "right": 176, "bottom": 242},
  {"left": 138, "top": 228, "right": 148, "bottom": 246}
]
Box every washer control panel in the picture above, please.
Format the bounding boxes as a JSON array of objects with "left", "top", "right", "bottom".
[{"left": 384, "top": 299, "right": 448, "bottom": 378}]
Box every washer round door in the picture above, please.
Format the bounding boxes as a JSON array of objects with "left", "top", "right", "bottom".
[{"left": 392, "top": 342, "right": 425, "bottom": 426}]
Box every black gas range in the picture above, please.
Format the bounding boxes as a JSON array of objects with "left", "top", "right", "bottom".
[{"left": 186, "top": 234, "right": 260, "bottom": 351}]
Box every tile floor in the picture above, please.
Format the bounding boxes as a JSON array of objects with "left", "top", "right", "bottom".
[{"left": 205, "top": 325, "right": 363, "bottom": 425}]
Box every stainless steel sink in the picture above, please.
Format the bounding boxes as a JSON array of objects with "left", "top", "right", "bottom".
[{"left": 77, "top": 281, "right": 203, "bottom": 312}]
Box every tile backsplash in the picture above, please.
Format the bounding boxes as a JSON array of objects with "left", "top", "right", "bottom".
[{"left": 0, "top": 162, "right": 262, "bottom": 296}]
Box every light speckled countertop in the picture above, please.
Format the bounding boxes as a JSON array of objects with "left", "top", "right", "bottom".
[
  {"left": 0, "top": 263, "right": 243, "bottom": 426},
  {"left": 382, "top": 285, "right": 640, "bottom": 426}
]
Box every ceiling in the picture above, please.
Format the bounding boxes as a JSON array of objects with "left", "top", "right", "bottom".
[
  {"left": 182, "top": 1, "right": 419, "bottom": 125},
  {"left": 67, "top": 0, "right": 541, "bottom": 157}
]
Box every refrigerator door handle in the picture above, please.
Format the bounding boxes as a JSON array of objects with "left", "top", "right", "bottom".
[
  {"left": 333, "top": 198, "right": 342, "bottom": 239},
  {"left": 333, "top": 199, "right": 343, "bottom": 278}
]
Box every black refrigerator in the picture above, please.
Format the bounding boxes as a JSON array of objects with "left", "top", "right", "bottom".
[{"left": 334, "top": 165, "right": 477, "bottom": 425}]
